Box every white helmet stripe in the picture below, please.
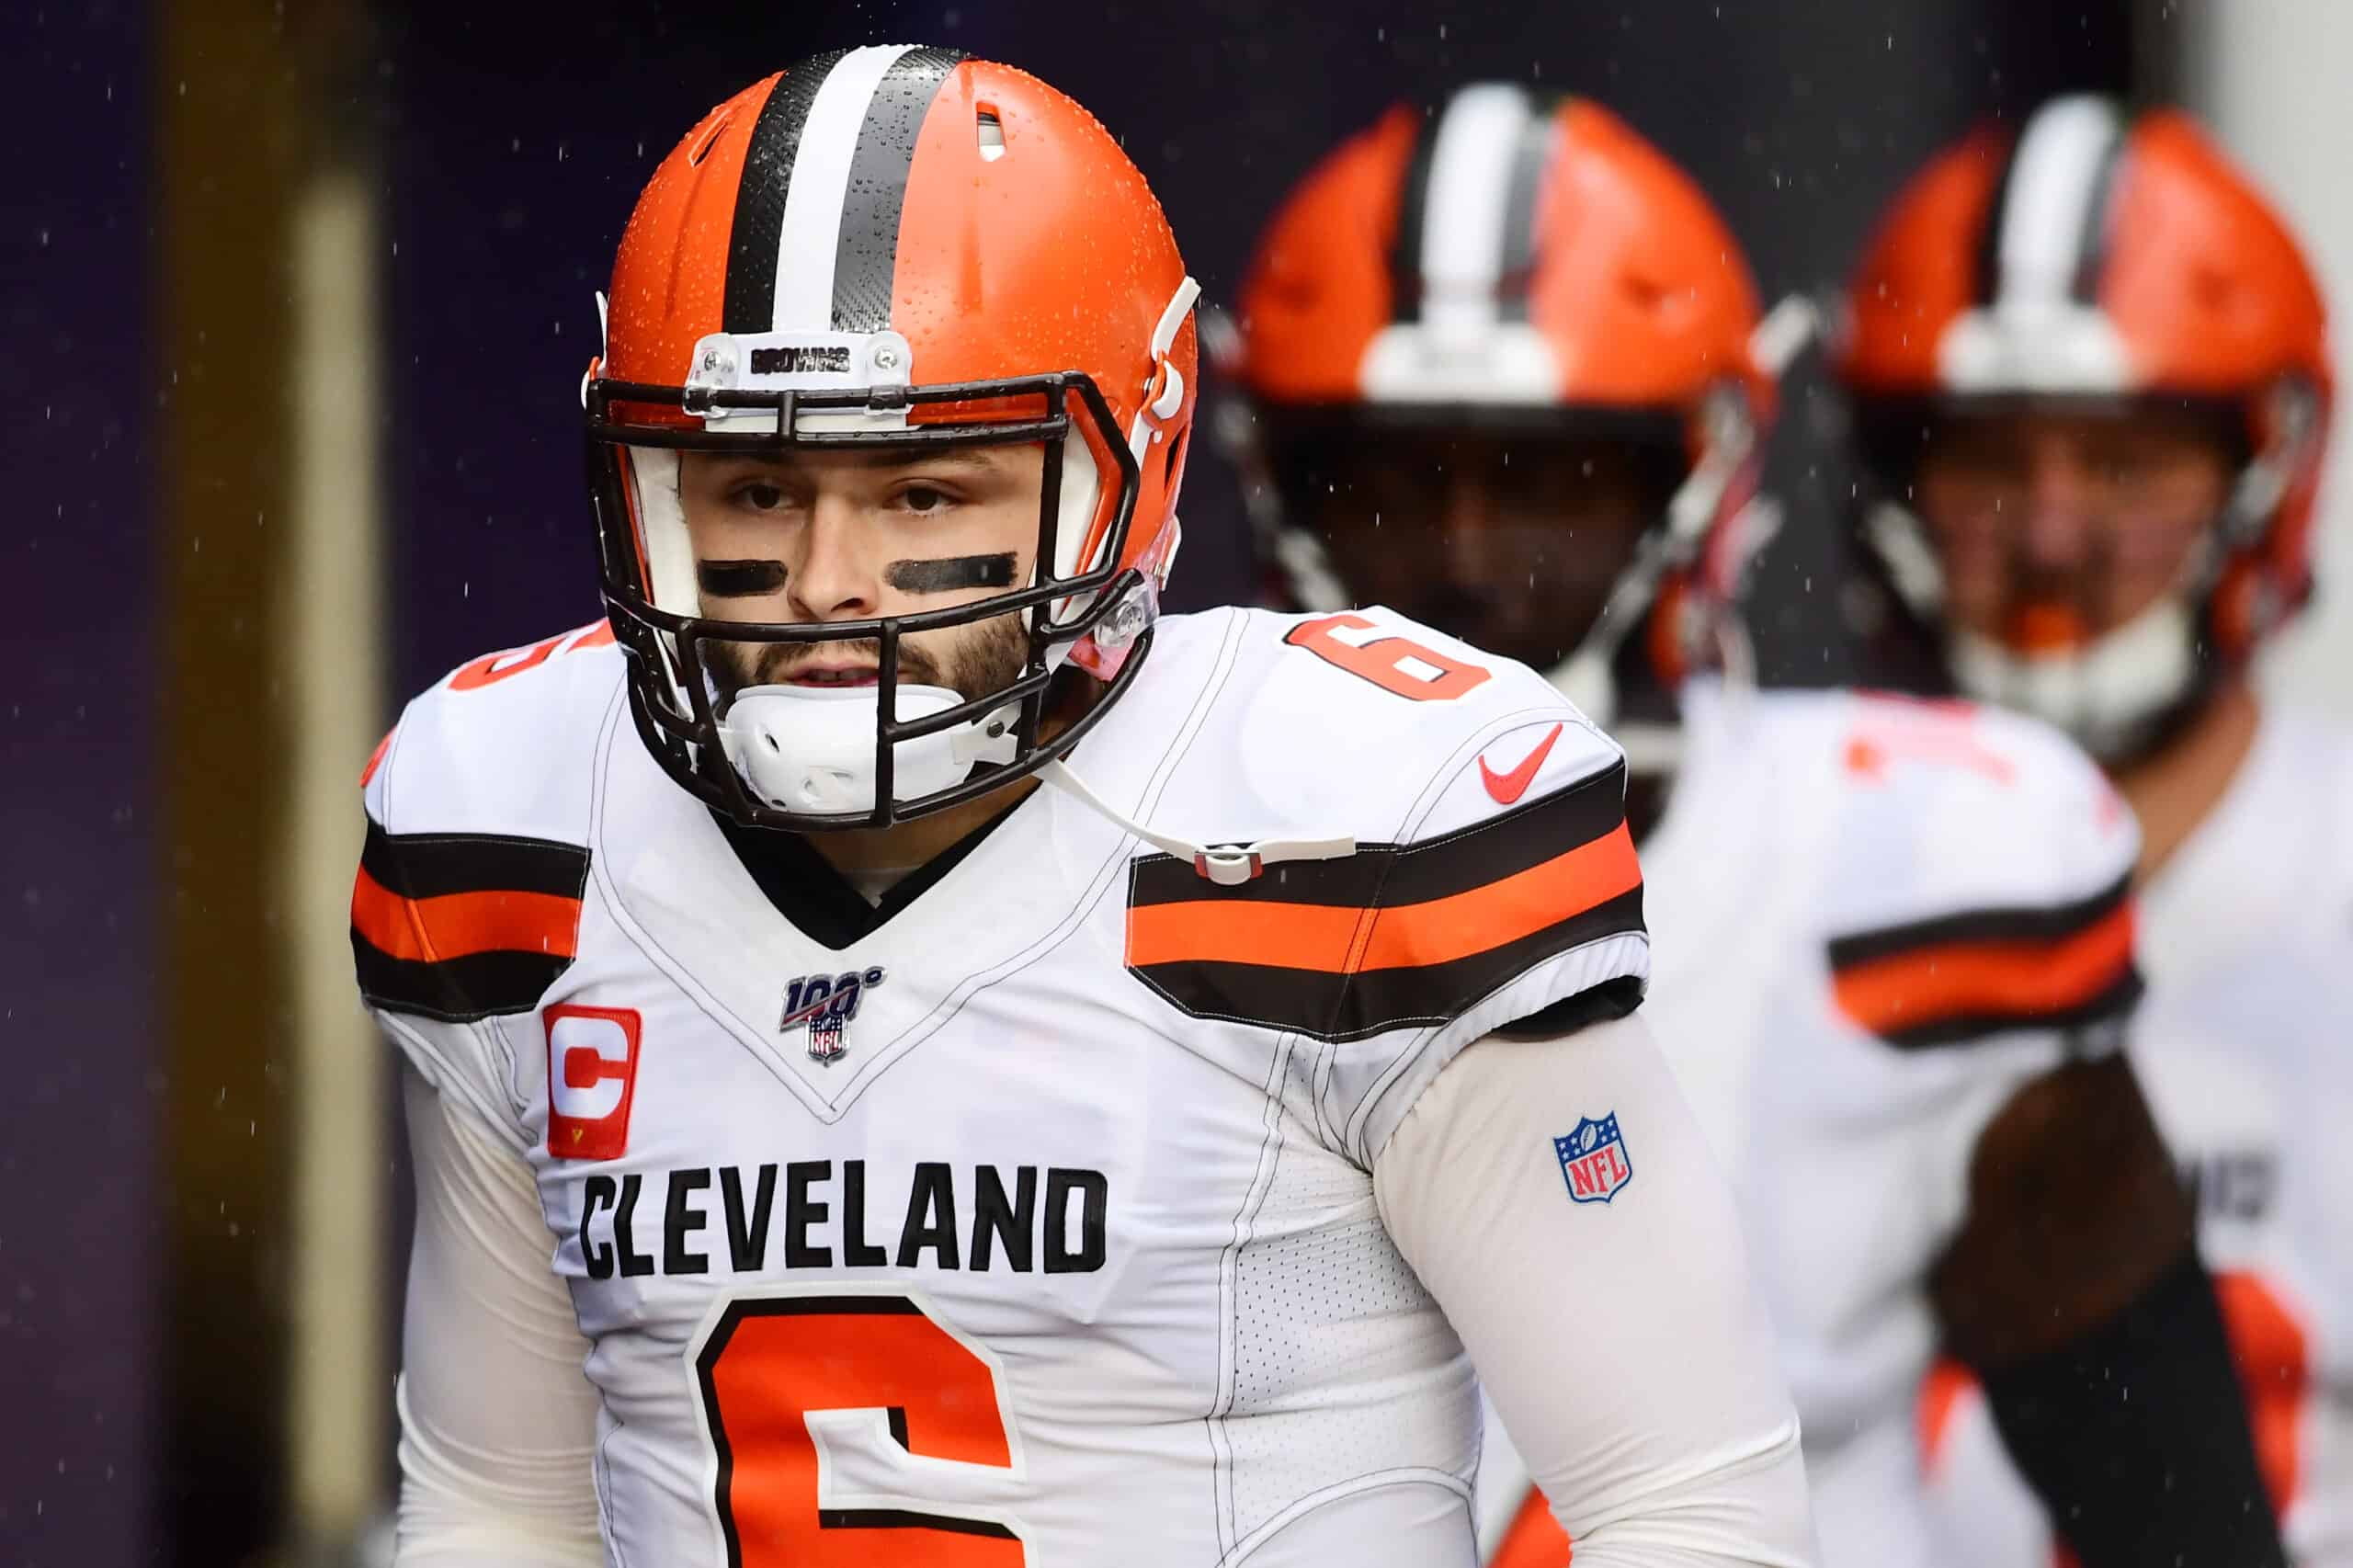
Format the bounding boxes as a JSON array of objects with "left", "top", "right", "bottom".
[
  {"left": 1989, "top": 95, "right": 2124, "bottom": 313},
  {"left": 768, "top": 43, "right": 915, "bottom": 331},
  {"left": 1415, "top": 84, "right": 1538, "bottom": 338}
]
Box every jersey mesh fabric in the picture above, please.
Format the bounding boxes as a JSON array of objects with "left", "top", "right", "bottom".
[{"left": 1222, "top": 1092, "right": 1474, "bottom": 1543}]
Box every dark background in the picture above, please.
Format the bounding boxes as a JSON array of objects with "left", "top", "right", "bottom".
[{"left": 6, "top": 1, "right": 2157, "bottom": 1562}]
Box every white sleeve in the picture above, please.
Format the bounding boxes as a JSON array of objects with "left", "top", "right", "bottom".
[
  {"left": 1373, "top": 1014, "right": 1817, "bottom": 1567},
  {"left": 396, "top": 1065, "right": 606, "bottom": 1567}
]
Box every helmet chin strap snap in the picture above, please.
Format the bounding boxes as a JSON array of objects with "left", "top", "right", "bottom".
[
  {"left": 1036, "top": 759, "right": 1355, "bottom": 886},
  {"left": 720, "top": 684, "right": 1358, "bottom": 882}
]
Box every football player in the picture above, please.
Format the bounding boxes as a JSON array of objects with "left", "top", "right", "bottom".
[
  {"left": 355, "top": 48, "right": 1815, "bottom": 1567},
  {"left": 1834, "top": 95, "right": 2353, "bottom": 1565},
  {"left": 1222, "top": 84, "right": 2287, "bottom": 1568}
]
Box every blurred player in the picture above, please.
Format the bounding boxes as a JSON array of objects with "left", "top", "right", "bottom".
[
  {"left": 355, "top": 48, "right": 1814, "bottom": 1567},
  {"left": 1835, "top": 95, "right": 2353, "bottom": 1565},
  {"left": 1223, "top": 84, "right": 2285, "bottom": 1568}
]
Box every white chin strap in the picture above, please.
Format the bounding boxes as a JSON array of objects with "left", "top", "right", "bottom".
[
  {"left": 719, "top": 686, "right": 1359, "bottom": 887},
  {"left": 720, "top": 684, "right": 1018, "bottom": 815},
  {"left": 1035, "top": 759, "right": 1353, "bottom": 886},
  {"left": 1947, "top": 596, "right": 2198, "bottom": 760}
]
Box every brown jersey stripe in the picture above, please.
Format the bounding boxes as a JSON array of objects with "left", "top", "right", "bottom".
[
  {"left": 351, "top": 821, "right": 589, "bottom": 1021},
  {"left": 350, "top": 866, "right": 582, "bottom": 965},
  {"left": 1131, "top": 886, "right": 1644, "bottom": 1043},
  {"left": 1831, "top": 892, "right": 2141, "bottom": 1051},
  {"left": 1128, "top": 759, "right": 1630, "bottom": 913},
  {"left": 1825, "top": 869, "right": 2131, "bottom": 971},
  {"left": 1855, "top": 966, "right": 2143, "bottom": 1053},
  {"left": 351, "top": 944, "right": 574, "bottom": 1025},
  {"left": 1127, "top": 820, "right": 1640, "bottom": 972},
  {"left": 359, "top": 818, "right": 590, "bottom": 902}
]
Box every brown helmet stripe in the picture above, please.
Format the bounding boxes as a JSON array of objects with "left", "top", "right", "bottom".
[
  {"left": 1388, "top": 108, "right": 1439, "bottom": 324},
  {"left": 2067, "top": 131, "right": 2127, "bottom": 303},
  {"left": 1386, "top": 85, "right": 1550, "bottom": 333},
  {"left": 830, "top": 46, "right": 965, "bottom": 333},
  {"left": 1972, "top": 95, "right": 2127, "bottom": 311},
  {"left": 722, "top": 47, "right": 851, "bottom": 335},
  {"left": 1495, "top": 91, "right": 1563, "bottom": 321}
]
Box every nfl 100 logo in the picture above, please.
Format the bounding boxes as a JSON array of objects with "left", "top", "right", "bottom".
[
  {"left": 1554, "top": 1113, "right": 1633, "bottom": 1204},
  {"left": 780, "top": 966, "right": 885, "bottom": 1065}
]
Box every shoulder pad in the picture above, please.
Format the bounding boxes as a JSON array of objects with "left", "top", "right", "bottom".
[
  {"left": 354, "top": 620, "right": 620, "bottom": 1023},
  {"left": 1187, "top": 605, "right": 1626, "bottom": 845},
  {"left": 1790, "top": 689, "right": 2142, "bottom": 1051},
  {"left": 1123, "top": 607, "right": 1646, "bottom": 1045},
  {"left": 365, "top": 619, "right": 622, "bottom": 839}
]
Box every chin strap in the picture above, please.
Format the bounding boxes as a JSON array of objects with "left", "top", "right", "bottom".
[{"left": 1037, "top": 758, "right": 1356, "bottom": 886}]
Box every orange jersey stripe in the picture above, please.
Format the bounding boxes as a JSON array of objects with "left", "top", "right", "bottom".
[
  {"left": 1834, "top": 900, "right": 2135, "bottom": 1036},
  {"left": 1489, "top": 1487, "right": 1574, "bottom": 1568},
  {"left": 1916, "top": 1357, "right": 1977, "bottom": 1474},
  {"left": 349, "top": 865, "right": 583, "bottom": 964},
  {"left": 1126, "top": 822, "right": 1641, "bottom": 974}
]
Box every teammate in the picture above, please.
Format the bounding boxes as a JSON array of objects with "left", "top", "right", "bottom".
[
  {"left": 354, "top": 49, "right": 1816, "bottom": 1567},
  {"left": 1222, "top": 85, "right": 2286, "bottom": 1568},
  {"left": 1831, "top": 95, "right": 2353, "bottom": 1565}
]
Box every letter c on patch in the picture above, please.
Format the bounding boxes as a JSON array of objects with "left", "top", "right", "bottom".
[{"left": 545, "top": 1004, "right": 642, "bottom": 1160}]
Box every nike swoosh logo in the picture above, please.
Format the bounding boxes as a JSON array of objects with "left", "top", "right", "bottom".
[{"left": 1479, "top": 722, "right": 1564, "bottom": 806}]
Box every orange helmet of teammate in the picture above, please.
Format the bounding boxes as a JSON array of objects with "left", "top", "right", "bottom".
[
  {"left": 1836, "top": 94, "right": 2331, "bottom": 760},
  {"left": 585, "top": 46, "right": 1199, "bottom": 829},
  {"left": 1225, "top": 84, "right": 1777, "bottom": 762}
]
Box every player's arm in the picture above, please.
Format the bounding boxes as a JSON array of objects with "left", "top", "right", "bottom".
[
  {"left": 1375, "top": 1011, "right": 1816, "bottom": 1568},
  {"left": 394, "top": 1064, "right": 603, "bottom": 1567},
  {"left": 1931, "top": 1052, "right": 2286, "bottom": 1568}
]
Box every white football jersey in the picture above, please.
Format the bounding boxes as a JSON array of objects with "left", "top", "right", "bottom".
[
  {"left": 355, "top": 605, "right": 1659, "bottom": 1568},
  {"left": 1481, "top": 680, "right": 2141, "bottom": 1568},
  {"left": 1920, "top": 702, "right": 2353, "bottom": 1568}
]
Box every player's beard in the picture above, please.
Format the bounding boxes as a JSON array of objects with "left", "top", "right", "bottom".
[{"left": 709, "top": 609, "right": 1031, "bottom": 711}]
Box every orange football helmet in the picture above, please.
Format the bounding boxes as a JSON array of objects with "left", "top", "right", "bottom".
[
  {"left": 585, "top": 46, "right": 1199, "bottom": 828},
  {"left": 1226, "top": 85, "right": 1776, "bottom": 760},
  {"left": 1836, "top": 94, "right": 2331, "bottom": 759}
]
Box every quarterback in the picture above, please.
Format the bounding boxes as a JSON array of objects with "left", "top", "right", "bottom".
[
  {"left": 1834, "top": 97, "right": 2353, "bottom": 1567},
  {"left": 354, "top": 48, "right": 1814, "bottom": 1568},
  {"left": 1223, "top": 84, "right": 2285, "bottom": 1568}
]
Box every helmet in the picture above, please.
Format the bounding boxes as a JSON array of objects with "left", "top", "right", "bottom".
[
  {"left": 1225, "top": 85, "right": 1775, "bottom": 762},
  {"left": 1836, "top": 94, "right": 2331, "bottom": 761},
  {"left": 585, "top": 46, "right": 1200, "bottom": 829}
]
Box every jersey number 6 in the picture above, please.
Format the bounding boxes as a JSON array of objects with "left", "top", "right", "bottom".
[
  {"left": 1284, "top": 612, "right": 1492, "bottom": 701},
  {"left": 693, "top": 1290, "right": 1027, "bottom": 1566}
]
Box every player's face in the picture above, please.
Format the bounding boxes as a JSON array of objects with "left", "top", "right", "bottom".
[
  {"left": 677, "top": 443, "right": 1042, "bottom": 701},
  {"left": 1913, "top": 411, "right": 2234, "bottom": 649},
  {"left": 1284, "top": 432, "right": 1661, "bottom": 670}
]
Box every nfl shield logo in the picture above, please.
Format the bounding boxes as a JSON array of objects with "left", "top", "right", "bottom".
[
  {"left": 805, "top": 1016, "right": 847, "bottom": 1065},
  {"left": 782, "top": 966, "right": 884, "bottom": 1067},
  {"left": 1554, "top": 1113, "right": 1633, "bottom": 1204}
]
